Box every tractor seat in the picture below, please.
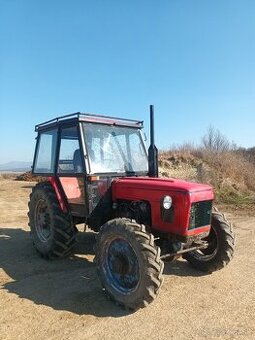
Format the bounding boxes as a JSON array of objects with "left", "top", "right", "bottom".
[{"left": 73, "top": 149, "right": 83, "bottom": 173}]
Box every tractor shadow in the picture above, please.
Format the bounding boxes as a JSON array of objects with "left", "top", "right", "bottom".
[
  {"left": 0, "top": 227, "right": 205, "bottom": 317},
  {"left": 163, "top": 259, "right": 207, "bottom": 277},
  {"left": 0, "top": 227, "right": 129, "bottom": 318}
]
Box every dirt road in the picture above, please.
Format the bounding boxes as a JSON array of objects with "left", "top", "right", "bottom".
[{"left": 0, "top": 178, "right": 254, "bottom": 340}]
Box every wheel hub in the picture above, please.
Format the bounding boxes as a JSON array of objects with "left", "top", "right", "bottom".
[
  {"left": 106, "top": 238, "right": 140, "bottom": 293},
  {"left": 111, "top": 254, "right": 130, "bottom": 275},
  {"left": 34, "top": 199, "right": 51, "bottom": 242},
  {"left": 200, "top": 225, "right": 219, "bottom": 257}
]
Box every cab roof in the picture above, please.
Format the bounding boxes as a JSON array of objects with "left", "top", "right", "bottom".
[{"left": 35, "top": 112, "right": 143, "bottom": 132}]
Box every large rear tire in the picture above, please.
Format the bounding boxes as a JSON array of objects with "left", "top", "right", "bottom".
[
  {"left": 184, "top": 208, "right": 235, "bottom": 273},
  {"left": 95, "top": 218, "right": 164, "bottom": 310},
  {"left": 28, "top": 182, "right": 76, "bottom": 259}
]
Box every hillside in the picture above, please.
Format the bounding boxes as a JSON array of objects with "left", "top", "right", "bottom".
[
  {"left": 159, "top": 147, "right": 255, "bottom": 208},
  {"left": 158, "top": 127, "right": 255, "bottom": 209}
]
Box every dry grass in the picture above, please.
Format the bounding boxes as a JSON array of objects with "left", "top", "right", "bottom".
[{"left": 0, "top": 173, "right": 18, "bottom": 180}]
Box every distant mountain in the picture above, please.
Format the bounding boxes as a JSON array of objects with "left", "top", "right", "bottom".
[{"left": 0, "top": 161, "right": 32, "bottom": 172}]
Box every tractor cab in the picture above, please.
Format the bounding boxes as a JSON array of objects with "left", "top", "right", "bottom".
[{"left": 33, "top": 112, "right": 148, "bottom": 220}]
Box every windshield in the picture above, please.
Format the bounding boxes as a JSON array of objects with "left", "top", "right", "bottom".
[{"left": 82, "top": 123, "right": 148, "bottom": 174}]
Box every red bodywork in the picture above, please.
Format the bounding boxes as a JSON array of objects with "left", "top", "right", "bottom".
[
  {"left": 112, "top": 177, "right": 214, "bottom": 237},
  {"left": 50, "top": 175, "right": 214, "bottom": 238}
]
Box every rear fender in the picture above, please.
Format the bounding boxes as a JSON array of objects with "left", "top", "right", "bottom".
[{"left": 48, "top": 177, "right": 68, "bottom": 213}]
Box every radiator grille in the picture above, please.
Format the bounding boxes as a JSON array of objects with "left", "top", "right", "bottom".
[{"left": 189, "top": 200, "right": 213, "bottom": 230}]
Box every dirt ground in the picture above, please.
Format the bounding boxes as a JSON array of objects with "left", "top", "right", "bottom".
[{"left": 0, "top": 178, "right": 255, "bottom": 340}]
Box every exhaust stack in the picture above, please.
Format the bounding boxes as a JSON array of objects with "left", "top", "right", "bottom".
[{"left": 148, "top": 105, "right": 158, "bottom": 177}]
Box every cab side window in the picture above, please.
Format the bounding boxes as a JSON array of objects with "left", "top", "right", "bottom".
[
  {"left": 34, "top": 129, "right": 58, "bottom": 173},
  {"left": 57, "top": 127, "right": 83, "bottom": 174}
]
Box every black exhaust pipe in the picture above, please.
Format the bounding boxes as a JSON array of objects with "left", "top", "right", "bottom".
[{"left": 148, "top": 105, "right": 159, "bottom": 177}]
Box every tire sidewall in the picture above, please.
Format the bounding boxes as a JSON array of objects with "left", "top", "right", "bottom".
[
  {"left": 29, "top": 186, "right": 56, "bottom": 254},
  {"left": 184, "top": 210, "right": 235, "bottom": 272},
  {"left": 96, "top": 218, "right": 163, "bottom": 308}
]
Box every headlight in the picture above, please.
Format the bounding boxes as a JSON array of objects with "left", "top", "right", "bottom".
[{"left": 162, "top": 195, "right": 172, "bottom": 209}]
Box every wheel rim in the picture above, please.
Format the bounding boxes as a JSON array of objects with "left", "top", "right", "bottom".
[
  {"left": 34, "top": 198, "right": 51, "bottom": 242},
  {"left": 197, "top": 225, "right": 219, "bottom": 260},
  {"left": 104, "top": 237, "right": 140, "bottom": 293}
]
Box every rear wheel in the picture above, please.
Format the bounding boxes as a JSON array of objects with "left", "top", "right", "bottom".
[
  {"left": 28, "top": 182, "right": 76, "bottom": 259},
  {"left": 184, "top": 208, "right": 235, "bottom": 273},
  {"left": 95, "top": 218, "right": 164, "bottom": 310}
]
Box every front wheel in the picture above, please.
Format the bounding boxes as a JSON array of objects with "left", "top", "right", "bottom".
[
  {"left": 95, "top": 218, "right": 164, "bottom": 310},
  {"left": 184, "top": 208, "right": 235, "bottom": 273}
]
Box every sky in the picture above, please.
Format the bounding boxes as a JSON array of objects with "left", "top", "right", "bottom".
[{"left": 0, "top": 0, "right": 254, "bottom": 163}]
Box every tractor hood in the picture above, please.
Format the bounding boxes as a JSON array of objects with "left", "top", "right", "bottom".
[{"left": 112, "top": 176, "right": 214, "bottom": 203}]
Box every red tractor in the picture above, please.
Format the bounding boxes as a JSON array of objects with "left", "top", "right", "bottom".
[{"left": 28, "top": 106, "right": 235, "bottom": 310}]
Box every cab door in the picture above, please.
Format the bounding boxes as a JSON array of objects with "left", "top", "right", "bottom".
[{"left": 56, "top": 125, "right": 87, "bottom": 217}]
